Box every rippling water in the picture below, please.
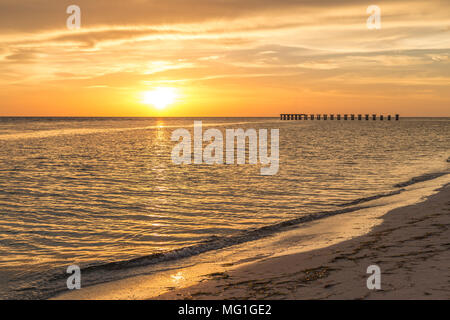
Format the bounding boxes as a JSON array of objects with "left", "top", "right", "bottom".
[{"left": 0, "top": 117, "right": 449, "bottom": 299}]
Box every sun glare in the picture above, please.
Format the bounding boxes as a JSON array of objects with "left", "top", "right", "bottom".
[{"left": 142, "top": 87, "right": 178, "bottom": 110}]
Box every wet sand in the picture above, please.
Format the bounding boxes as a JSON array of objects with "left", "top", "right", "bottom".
[{"left": 157, "top": 184, "right": 450, "bottom": 300}]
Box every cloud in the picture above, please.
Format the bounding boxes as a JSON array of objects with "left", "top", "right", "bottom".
[
  {"left": 0, "top": 0, "right": 361, "bottom": 32},
  {"left": 4, "top": 49, "right": 39, "bottom": 63},
  {"left": 0, "top": 0, "right": 449, "bottom": 116},
  {"left": 1, "top": 0, "right": 443, "bottom": 33}
]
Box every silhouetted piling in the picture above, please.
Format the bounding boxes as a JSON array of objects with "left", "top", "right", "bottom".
[{"left": 280, "top": 113, "right": 399, "bottom": 121}]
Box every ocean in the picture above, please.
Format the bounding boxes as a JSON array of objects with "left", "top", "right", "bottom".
[{"left": 0, "top": 117, "right": 449, "bottom": 299}]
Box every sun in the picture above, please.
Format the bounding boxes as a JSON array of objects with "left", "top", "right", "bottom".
[{"left": 142, "top": 87, "right": 178, "bottom": 110}]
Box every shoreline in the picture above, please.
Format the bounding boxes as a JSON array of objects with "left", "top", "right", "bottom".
[
  {"left": 156, "top": 183, "right": 450, "bottom": 300},
  {"left": 53, "top": 176, "right": 450, "bottom": 300}
]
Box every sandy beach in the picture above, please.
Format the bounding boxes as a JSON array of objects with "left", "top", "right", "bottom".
[{"left": 156, "top": 183, "right": 450, "bottom": 300}]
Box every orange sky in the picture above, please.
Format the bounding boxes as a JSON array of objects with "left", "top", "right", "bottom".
[{"left": 0, "top": 0, "right": 449, "bottom": 117}]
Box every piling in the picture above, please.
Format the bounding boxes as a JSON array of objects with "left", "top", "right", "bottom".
[{"left": 280, "top": 113, "right": 399, "bottom": 121}]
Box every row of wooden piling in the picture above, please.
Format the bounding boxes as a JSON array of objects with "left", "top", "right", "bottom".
[{"left": 280, "top": 114, "right": 399, "bottom": 121}]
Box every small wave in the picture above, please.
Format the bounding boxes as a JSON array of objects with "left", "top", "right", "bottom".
[
  {"left": 76, "top": 206, "right": 368, "bottom": 277},
  {"left": 393, "top": 172, "right": 448, "bottom": 188},
  {"left": 337, "top": 190, "right": 403, "bottom": 207}
]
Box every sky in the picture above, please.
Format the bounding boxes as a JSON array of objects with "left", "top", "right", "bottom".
[{"left": 0, "top": 0, "right": 449, "bottom": 117}]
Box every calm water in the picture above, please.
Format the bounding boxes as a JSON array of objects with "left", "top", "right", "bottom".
[{"left": 0, "top": 117, "right": 449, "bottom": 299}]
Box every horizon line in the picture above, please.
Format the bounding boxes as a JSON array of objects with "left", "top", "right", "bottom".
[{"left": 1, "top": 116, "right": 450, "bottom": 118}]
